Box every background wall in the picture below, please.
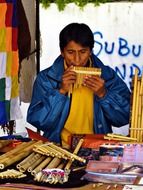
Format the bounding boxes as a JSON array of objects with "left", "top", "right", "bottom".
[{"left": 4, "top": 2, "right": 143, "bottom": 137}]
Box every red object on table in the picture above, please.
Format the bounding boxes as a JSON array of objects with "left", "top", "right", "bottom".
[{"left": 26, "top": 127, "right": 48, "bottom": 142}]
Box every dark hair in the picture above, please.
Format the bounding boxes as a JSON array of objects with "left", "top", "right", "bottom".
[{"left": 59, "top": 23, "right": 94, "bottom": 52}]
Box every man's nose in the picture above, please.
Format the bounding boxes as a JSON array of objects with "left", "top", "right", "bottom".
[{"left": 74, "top": 52, "right": 80, "bottom": 65}]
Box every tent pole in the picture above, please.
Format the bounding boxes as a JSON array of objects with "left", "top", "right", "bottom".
[
  {"left": 36, "top": 0, "right": 40, "bottom": 74},
  {"left": 36, "top": 0, "right": 41, "bottom": 134}
]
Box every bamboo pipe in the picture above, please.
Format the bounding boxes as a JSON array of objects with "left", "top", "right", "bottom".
[
  {"left": 16, "top": 152, "right": 36, "bottom": 169},
  {"left": 134, "top": 79, "right": 140, "bottom": 139},
  {"left": 0, "top": 142, "right": 30, "bottom": 161},
  {"left": 0, "top": 141, "right": 37, "bottom": 169},
  {"left": 18, "top": 153, "right": 42, "bottom": 173},
  {"left": 0, "top": 140, "right": 43, "bottom": 170},
  {"left": 130, "top": 69, "right": 138, "bottom": 137},
  {"left": 47, "top": 143, "right": 86, "bottom": 163},
  {"left": 28, "top": 155, "right": 46, "bottom": 173},
  {"left": 65, "top": 139, "right": 84, "bottom": 170},
  {"left": 57, "top": 162, "right": 65, "bottom": 169},
  {"left": 45, "top": 157, "right": 62, "bottom": 169},
  {"left": 32, "top": 149, "right": 50, "bottom": 156},
  {"left": 31, "top": 157, "right": 52, "bottom": 176},
  {"left": 104, "top": 136, "right": 137, "bottom": 142},
  {"left": 140, "top": 74, "right": 143, "bottom": 142},
  {"left": 140, "top": 73, "right": 143, "bottom": 95},
  {"left": 0, "top": 140, "right": 12, "bottom": 149},
  {"left": 141, "top": 96, "right": 143, "bottom": 142},
  {"left": 68, "top": 66, "right": 101, "bottom": 96},
  {"left": 106, "top": 133, "right": 137, "bottom": 141},
  {"left": 137, "top": 80, "right": 142, "bottom": 142},
  {"left": 130, "top": 72, "right": 143, "bottom": 142},
  {"left": 34, "top": 144, "right": 64, "bottom": 158}
]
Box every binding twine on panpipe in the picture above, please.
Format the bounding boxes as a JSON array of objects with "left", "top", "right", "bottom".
[
  {"left": 68, "top": 66, "right": 101, "bottom": 96},
  {"left": 130, "top": 69, "right": 143, "bottom": 142}
]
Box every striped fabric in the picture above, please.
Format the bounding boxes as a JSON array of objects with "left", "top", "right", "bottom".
[{"left": 0, "top": 0, "right": 22, "bottom": 124}]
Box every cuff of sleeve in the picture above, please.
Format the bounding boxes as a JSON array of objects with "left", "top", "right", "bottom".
[{"left": 95, "top": 89, "right": 109, "bottom": 102}]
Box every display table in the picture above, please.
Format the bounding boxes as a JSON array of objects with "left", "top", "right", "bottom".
[
  {"left": 0, "top": 183, "right": 124, "bottom": 190},
  {"left": 0, "top": 138, "right": 143, "bottom": 190}
]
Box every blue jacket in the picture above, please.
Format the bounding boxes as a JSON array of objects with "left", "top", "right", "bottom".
[{"left": 27, "top": 54, "right": 131, "bottom": 143}]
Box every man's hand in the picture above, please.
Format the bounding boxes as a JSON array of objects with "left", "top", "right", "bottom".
[
  {"left": 83, "top": 75, "right": 106, "bottom": 98},
  {"left": 59, "top": 66, "right": 76, "bottom": 95}
]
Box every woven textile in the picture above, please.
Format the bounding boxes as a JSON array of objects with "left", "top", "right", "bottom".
[{"left": 0, "top": 0, "right": 22, "bottom": 124}]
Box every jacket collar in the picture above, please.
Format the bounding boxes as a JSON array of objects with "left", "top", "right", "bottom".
[{"left": 47, "top": 55, "right": 64, "bottom": 82}]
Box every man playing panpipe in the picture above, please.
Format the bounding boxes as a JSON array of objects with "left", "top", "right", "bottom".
[{"left": 27, "top": 23, "right": 130, "bottom": 147}]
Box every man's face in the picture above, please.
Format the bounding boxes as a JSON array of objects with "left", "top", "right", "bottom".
[{"left": 61, "top": 41, "right": 91, "bottom": 67}]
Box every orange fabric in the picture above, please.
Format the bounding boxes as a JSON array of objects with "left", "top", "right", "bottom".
[
  {"left": 11, "top": 51, "right": 19, "bottom": 76},
  {"left": 6, "top": 28, "right": 12, "bottom": 51},
  {"left": 0, "top": 4, "right": 7, "bottom": 28}
]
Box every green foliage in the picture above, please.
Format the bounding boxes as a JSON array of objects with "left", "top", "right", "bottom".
[{"left": 39, "top": 0, "right": 136, "bottom": 11}]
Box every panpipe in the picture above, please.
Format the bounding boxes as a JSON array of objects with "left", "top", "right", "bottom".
[
  {"left": 130, "top": 69, "right": 143, "bottom": 142},
  {"left": 69, "top": 66, "right": 101, "bottom": 96},
  {"left": 34, "top": 139, "right": 84, "bottom": 184},
  {"left": 0, "top": 169, "right": 26, "bottom": 179},
  {"left": 33, "top": 141, "right": 86, "bottom": 163}
]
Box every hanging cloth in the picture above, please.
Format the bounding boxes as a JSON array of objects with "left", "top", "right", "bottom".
[{"left": 0, "top": 0, "right": 22, "bottom": 124}]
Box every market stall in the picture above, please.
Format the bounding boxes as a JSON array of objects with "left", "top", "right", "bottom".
[{"left": 0, "top": 1, "right": 143, "bottom": 190}]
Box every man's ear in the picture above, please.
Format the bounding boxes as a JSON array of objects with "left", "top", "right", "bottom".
[{"left": 61, "top": 51, "right": 64, "bottom": 57}]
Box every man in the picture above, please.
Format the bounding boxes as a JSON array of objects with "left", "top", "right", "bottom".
[{"left": 27, "top": 23, "right": 130, "bottom": 145}]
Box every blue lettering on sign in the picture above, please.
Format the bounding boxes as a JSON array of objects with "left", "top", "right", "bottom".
[
  {"left": 93, "top": 31, "right": 142, "bottom": 57},
  {"left": 93, "top": 31, "right": 103, "bottom": 56},
  {"left": 114, "top": 64, "right": 143, "bottom": 89},
  {"left": 93, "top": 31, "right": 143, "bottom": 89},
  {"left": 118, "top": 38, "right": 130, "bottom": 56}
]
